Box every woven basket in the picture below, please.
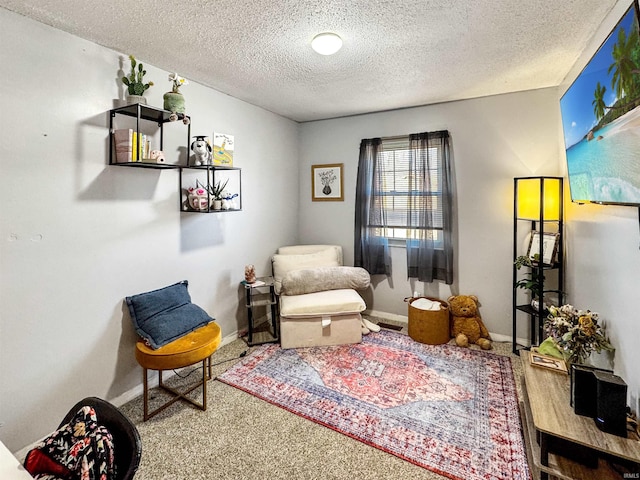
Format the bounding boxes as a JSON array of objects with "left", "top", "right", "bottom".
[{"left": 407, "top": 297, "right": 450, "bottom": 345}]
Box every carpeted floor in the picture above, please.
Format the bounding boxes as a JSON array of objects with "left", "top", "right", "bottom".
[{"left": 119, "top": 317, "right": 524, "bottom": 480}]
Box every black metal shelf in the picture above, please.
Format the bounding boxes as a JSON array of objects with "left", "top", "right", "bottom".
[
  {"left": 109, "top": 103, "right": 191, "bottom": 167},
  {"left": 182, "top": 165, "right": 241, "bottom": 171},
  {"left": 110, "top": 162, "right": 181, "bottom": 170},
  {"left": 107, "top": 104, "right": 242, "bottom": 212},
  {"left": 512, "top": 177, "right": 565, "bottom": 354},
  {"left": 110, "top": 103, "right": 189, "bottom": 125}
]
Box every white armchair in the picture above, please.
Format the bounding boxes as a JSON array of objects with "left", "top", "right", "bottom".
[{"left": 272, "top": 245, "right": 376, "bottom": 349}]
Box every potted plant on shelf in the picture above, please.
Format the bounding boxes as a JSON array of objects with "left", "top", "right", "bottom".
[
  {"left": 164, "top": 73, "right": 189, "bottom": 119},
  {"left": 121, "top": 55, "right": 153, "bottom": 105},
  {"left": 514, "top": 254, "right": 545, "bottom": 310},
  {"left": 195, "top": 178, "right": 228, "bottom": 210}
]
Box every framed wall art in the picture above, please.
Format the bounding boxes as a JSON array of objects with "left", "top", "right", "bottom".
[
  {"left": 529, "top": 348, "right": 567, "bottom": 373},
  {"left": 212, "top": 132, "right": 234, "bottom": 166},
  {"left": 312, "top": 163, "right": 344, "bottom": 201},
  {"left": 527, "top": 231, "right": 559, "bottom": 265}
]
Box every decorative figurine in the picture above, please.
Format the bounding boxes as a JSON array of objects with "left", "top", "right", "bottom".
[
  {"left": 149, "top": 150, "right": 165, "bottom": 163},
  {"left": 244, "top": 265, "right": 256, "bottom": 284},
  {"left": 190, "top": 136, "right": 212, "bottom": 166}
]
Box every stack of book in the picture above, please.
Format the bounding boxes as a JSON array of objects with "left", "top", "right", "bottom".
[{"left": 113, "top": 129, "right": 152, "bottom": 162}]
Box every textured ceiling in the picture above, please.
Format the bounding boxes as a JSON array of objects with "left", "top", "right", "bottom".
[{"left": 0, "top": 0, "right": 619, "bottom": 122}]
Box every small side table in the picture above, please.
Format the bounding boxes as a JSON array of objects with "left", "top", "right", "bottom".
[{"left": 241, "top": 276, "right": 279, "bottom": 346}]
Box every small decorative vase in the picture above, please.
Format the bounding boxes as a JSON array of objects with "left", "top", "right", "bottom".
[
  {"left": 212, "top": 199, "right": 222, "bottom": 210},
  {"left": 163, "top": 92, "right": 185, "bottom": 114},
  {"left": 126, "top": 95, "right": 147, "bottom": 105}
]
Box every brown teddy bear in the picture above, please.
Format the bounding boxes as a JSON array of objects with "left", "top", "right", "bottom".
[{"left": 447, "top": 295, "right": 492, "bottom": 350}]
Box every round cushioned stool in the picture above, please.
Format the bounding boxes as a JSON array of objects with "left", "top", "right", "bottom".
[{"left": 135, "top": 322, "right": 221, "bottom": 421}]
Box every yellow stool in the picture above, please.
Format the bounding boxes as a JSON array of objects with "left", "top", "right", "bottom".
[{"left": 135, "top": 322, "right": 221, "bottom": 421}]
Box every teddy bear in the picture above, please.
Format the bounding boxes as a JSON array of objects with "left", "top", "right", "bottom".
[{"left": 447, "top": 295, "right": 492, "bottom": 350}]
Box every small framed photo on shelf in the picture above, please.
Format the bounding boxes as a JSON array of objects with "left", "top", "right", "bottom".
[
  {"left": 212, "top": 132, "right": 234, "bottom": 167},
  {"left": 312, "top": 163, "right": 344, "bottom": 201},
  {"left": 529, "top": 348, "right": 567, "bottom": 373},
  {"left": 527, "top": 231, "right": 559, "bottom": 265}
]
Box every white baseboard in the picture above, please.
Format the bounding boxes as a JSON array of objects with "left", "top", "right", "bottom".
[{"left": 364, "top": 309, "right": 408, "bottom": 323}]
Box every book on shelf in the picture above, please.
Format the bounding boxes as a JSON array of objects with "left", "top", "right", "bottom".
[
  {"left": 114, "top": 128, "right": 133, "bottom": 163},
  {"left": 113, "top": 129, "right": 152, "bottom": 163},
  {"left": 132, "top": 131, "right": 137, "bottom": 161}
]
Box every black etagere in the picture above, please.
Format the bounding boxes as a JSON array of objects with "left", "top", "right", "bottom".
[{"left": 512, "top": 176, "right": 564, "bottom": 354}]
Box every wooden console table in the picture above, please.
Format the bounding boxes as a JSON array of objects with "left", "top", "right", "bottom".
[{"left": 520, "top": 351, "right": 640, "bottom": 479}]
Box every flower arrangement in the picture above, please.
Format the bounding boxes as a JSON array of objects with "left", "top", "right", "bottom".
[
  {"left": 544, "top": 304, "right": 614, "bottom": 365},
  {"left": 168, "top": 73, "right": 188, "bottom": 94},
  {"left": 319, "top": 170, "right": 337, "bottom": 186},
  {"left": 122, "top": 55, "right": 153, "bottom": 96}
]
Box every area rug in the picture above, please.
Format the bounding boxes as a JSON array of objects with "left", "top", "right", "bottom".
[{"left": 218, "top": 330, "right": 530, "bottom": 480}]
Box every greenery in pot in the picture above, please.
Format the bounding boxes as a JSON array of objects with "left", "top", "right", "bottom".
[
  {"left": 196, "top": 178, "right": 229, "bottom": 200},
  {"left": 122, "top": 55, "right": 153, "bottom": 96},
  {"left": 514, "top": 254, "right": 543, "bottom": 297}
]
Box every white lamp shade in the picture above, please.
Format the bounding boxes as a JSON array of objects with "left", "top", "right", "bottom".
[{"left": 311, "top": 33, "right": 343, "bottom": 55}]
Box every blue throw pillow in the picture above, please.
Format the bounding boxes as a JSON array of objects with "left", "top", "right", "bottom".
[{"left": 126, "top": 281, "right": 213, "bottom": 349}]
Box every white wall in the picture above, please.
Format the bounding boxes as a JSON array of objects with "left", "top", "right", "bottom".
[
  {"left": 559, "top": 0, "right": 640, "bottom": 413},
  {"left": 299, "top": 88, "right": 563, "bottom": 338},
  {"left": 0, "top": 9, "right": 300, "bottom": 452}
]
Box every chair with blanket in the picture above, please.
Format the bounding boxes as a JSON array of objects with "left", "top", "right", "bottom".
[
  {"left": 272, "top": 245, "right": 378, "bottom": 348},
  {"left": 24, "top": 397, "right": 141, "bottom": 480}
]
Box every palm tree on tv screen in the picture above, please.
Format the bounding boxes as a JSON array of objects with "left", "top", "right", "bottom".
[
  {"left": 608, "top": 26, "right": 639, "bottom": 100},
  {"left": 592, "top": 82, "right": 607, "bottom": 121}
]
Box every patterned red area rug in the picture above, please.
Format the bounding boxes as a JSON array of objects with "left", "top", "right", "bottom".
[{"left": 218, "top": 330, "right": 530, "bottom": 480}]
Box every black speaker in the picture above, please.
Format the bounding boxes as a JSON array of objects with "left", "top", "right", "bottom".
[
  {"left": 570, "top": 364, "right": 612, "bottom": 417},
  {"left": 594, "top": 370, "right": 628, "bottom": 437}
]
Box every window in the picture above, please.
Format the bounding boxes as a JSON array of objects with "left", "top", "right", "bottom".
[
  {"left": 376, "top": 137, "right": 444, "bottom": 245},
  {"left": 355, "top": 131, "right": 453, "bottom": 283}
]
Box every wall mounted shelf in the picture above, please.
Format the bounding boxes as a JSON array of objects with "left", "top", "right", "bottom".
[{"left": 108, "top": 104, "right": 241, "bottom": 212}]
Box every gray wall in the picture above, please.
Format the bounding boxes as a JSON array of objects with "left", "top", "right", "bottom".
[
  {"left": 298, "top": 88, "right": 563, "bottom": 338},
  {"left": 0, "top": 9, "right": 300, "bottom": 452}
]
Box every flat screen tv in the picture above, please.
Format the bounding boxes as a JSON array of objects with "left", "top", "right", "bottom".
[{"left": 560, "top": 0, "right": 640, "bottom": 206}]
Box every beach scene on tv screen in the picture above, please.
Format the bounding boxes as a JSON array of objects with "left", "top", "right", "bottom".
[{"left": 560, "top": 5, "right": 640, "bottom": 204}]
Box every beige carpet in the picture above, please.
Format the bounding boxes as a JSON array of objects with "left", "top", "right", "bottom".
[{"left": 119, "top": 317, "right": 523, "bottom": 479}]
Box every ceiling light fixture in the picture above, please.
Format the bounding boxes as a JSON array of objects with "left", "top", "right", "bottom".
[{"left": 311, "top": 32, "right": 343, "bottom": 55}]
